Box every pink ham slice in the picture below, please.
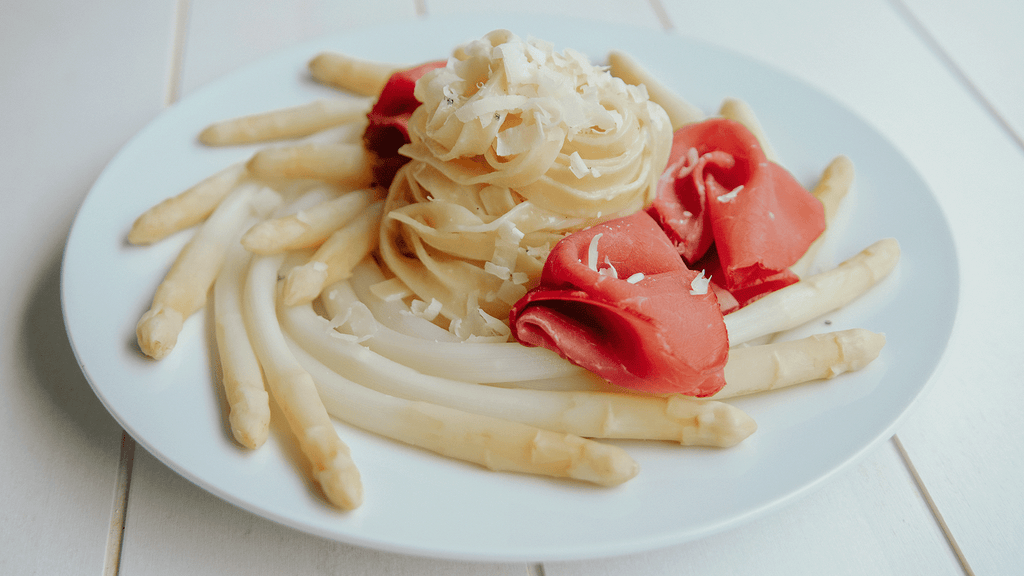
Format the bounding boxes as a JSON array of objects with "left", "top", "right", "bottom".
[
  {"left": 510, "top": 211, "right": 729, "bottom": 396},
  {"left": 362, "top": 60, "right": 446, "bottom": 186},
  {"left": 648, "top": 118, "right": 825, "bottom": 310}
]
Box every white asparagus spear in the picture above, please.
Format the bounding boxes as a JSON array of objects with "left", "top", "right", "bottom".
[
  {"left": 321, "top": 280, "right": 587, "bottom": 383},
  {"left": 608, "top": 50, "right": 705, "bottom": 130},
  {"left": 243, "top": 255, "right": 363, "bottom": 509},
  {"left": 718, "top": 97, "right": 779, "bottom": 163},
  {"left": 288, "top": 339, "right": 640, "bottom": 486},
  {"left": 282, "top": 201, "right": 385, "bottom": 305},
  {"left": 282, "top": 302, "right": 757, "bottom": 447},
  {"left": 128, "top": 163, "right": 245, "bottom": 245},
  {"left": 307, "top": 52, "right": 404, "bottom": 97},
  {"left": 241, "top": 187, "right": 376, "bottom": 255},
  {"left": 725, "top": 238, "right": 900, "bottom": 346},
  {"left": 213, "top": 244, "right": 271, "bottom": 449},
  {"left": 715, "top": 329, "right": 886, "bottom": 399},
  {"left": 790, "top": 155, "right": 855, "bottom": 278},
  {"left": 247, "top": 142, "right": 374, "bottom": 186},
  {"left": 199, "top": 98, "right": 373, "bottom": 146},
  {"left": 136, "top": 182, "right": 265, "bottom": 359}
]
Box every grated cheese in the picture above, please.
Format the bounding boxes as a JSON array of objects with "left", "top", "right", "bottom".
[
  {"left": 587, "top": 233, "right": 603, "bottom": 272},
  {"left": 496, "top": 279, "right": 528, "bottom": 305},
  {"left": 599, "top": 256, "right": 618, "bottom": 279},
  {"left": 410, "top": 298, "right": 443, "bottom": 322},
  {"left": 690, "top": 270, "right": 711, "bottom": 295},
  {"left": 484, "top": 261, "right": 512, "bottom": 280},
  {"left": 717, "top": 185, "right": 744, "bottom": 203},
  {"left": 568, "top": 151, "right": 591, "bottom": 179},
  {"left": 369, "top": 277, "right": 414, "bottom": 302}
]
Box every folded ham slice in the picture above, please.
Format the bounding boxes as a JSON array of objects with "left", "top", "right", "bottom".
[
  {"left": 509, "top": 211, "right": 729, "bottom": 396},
  {"left": 362, "top": 60, "right": 446, "bottom": 186},
  {"left": 648, "top": 118, "right": 825, "bottom": 309}
]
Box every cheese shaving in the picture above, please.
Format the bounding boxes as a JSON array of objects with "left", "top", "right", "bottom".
[
  {"left": 690, "top": 270, "right": 711, "bottom": 295},
  {"left": 587, "top": 233, "right": 603, "bottom": 272},
  {"left": 484, "top": 261, "right": 512, "bottom": 280},
  {"left": 717, "top": 185, "right": 744, "bottom": 203},
  {"left": 568, "top": 151, "right": 591, "bottom": 179},
  {"left": 369, "top": 277, "right": 414, "bottom": 302},
  {"left": 327, "top": 301, "right": 377, "bottom": 342},
  {"left": 599, "top": 256, "right": 618, "bottom": 279},
  {"left": 410, "top": 298, "right": 443, "bottom": 322}
]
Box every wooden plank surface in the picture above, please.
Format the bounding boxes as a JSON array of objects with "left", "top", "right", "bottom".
[
  {"left": 0, "top": 1, "right": 177, "bottom": 574},
  {"left": 118, "top": 449, "right": 528, "bottom": 575},
  {"left": 4, "top": 0, "right": 1021, "bottom": 573},
  {"left": 545, "top": 440, "right": 964, "bottom": 576},
  {"left": 900, "top": 0, "right": 1024, "bottom": 144}
]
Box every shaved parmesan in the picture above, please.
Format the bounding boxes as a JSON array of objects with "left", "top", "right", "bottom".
[
  {"left": 568, "top": 151, "right": 591, "bottom": 179},
  {"left": 369, "top": 277, "right": 414, "bottom": 302},
  {"left": 587, "top": 232, "right": 603, "bottom": 271},
  {"left": 690, "top": 270, "right": 711, "bottom": 295},
  {"left": 717, "top": 185, "right": 744, "bottom": 203},
  {"left": 410, "top": 298, "right": 443, "bottom": 322},
  {"left": 484, "top": 261, "right": 512, "bottom": 280},
  {"left": 599, "top": 256, "right": 618, "bottom": 279}
]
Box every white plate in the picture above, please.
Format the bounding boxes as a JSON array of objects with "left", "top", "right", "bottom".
[{"left": 61, "top": 16, "right": 958, "bottom": 562}]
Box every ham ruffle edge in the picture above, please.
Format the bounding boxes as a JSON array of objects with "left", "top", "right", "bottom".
[
  {"left": 363, "top": 66, "right": 825, "bottom": 396},
  {"left": 508, "top": 211, "right": 730, "bottom": 396},
  {"left": 362, "top": 60, "right": 446, "bottom": 186},
  {"left": 510, "top": 118, "right": 825, "bottom": 395}
]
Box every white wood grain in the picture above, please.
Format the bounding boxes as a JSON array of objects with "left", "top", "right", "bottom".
[
  {"left": 657, "top": 0, "right": 1024, "bottom": 574},
  {"left": 118, "top": 449, "right": 529, "bottom": 576},
  {"left": 423, "top": 0, "right": 666, "bottom": 29},
  {"left": 899, "top": 0, "right": 1024, "bottom": 145},
  {"left": 178, "top": 0, "right": 422, "bottom": 98},
  {"left": 0, "top": 1, "right": 176, "bottom": 574},
  {"left": 544, "top": 440, "right": 964, "bottom": 576}
]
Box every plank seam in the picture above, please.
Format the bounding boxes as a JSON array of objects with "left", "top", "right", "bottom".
[
  {"left": 892, "top": 434, "right": 975, "bottom": 576},
  {"left": 889, "top": 0, "right": 1024, "bottom": 153},
  {"left": 648, "top": 0, "right": 674, "bottom": 31},
  {"left": 165, "top": 0, "right": 192, "bottom": 106},
  {"left": 102, "top": 431, "right": 136, "bottom": 576}
]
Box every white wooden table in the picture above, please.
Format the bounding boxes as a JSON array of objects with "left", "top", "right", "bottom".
[{"left": 2, "top": 1, "right": 1021, "bottom": 574}]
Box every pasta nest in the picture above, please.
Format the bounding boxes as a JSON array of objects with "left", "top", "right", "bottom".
[{"left": 379, "top": 29, "right": 672, "bottom": 339}]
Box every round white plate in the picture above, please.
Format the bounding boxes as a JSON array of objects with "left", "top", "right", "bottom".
[{"left": 61, "top": 16, "right": 958, "bottom": 562}]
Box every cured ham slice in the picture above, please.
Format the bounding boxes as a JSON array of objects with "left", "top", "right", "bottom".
[
  {"left": 510, "top": 211, "right": 729, "bottom": 396},
  {"left": 649, "top": 118, "right": 825, "bottom": 308},
  {"left": 362, "top": 60, "right": 446, "bottom": 185}
]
